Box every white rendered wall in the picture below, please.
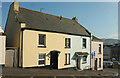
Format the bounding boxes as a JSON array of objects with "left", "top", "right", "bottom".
[
  {"left": 0, "top": 36, "right": 6, "bottom": 65},
  {"left": 68, "top": 35, "right": 91, "bottom": 70}
]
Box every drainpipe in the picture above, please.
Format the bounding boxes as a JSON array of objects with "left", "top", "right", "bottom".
[{"left": 90, "top": 33, "right": 92, "bottom": 70}]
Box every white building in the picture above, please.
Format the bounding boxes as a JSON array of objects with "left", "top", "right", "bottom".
[
  {"left": 0, "top": 26, "right": 6, "bottom": 65},
  {"left": 68, "top": 35, "right": 91, "bottom": 70}
]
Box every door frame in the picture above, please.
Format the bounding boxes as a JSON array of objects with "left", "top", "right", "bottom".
[
  {"left": 94, "top": 58, "right": 97, "bottom": 70},
  {"left": 50, "top": 50, "right": 60, "bottom": 69},
  {"left": 76, "top": 57, "right": 81, "bottom": 69}
]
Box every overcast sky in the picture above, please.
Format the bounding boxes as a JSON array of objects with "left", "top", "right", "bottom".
[{"left": 1, "top": 2, "right": 118, "bottom": 39}]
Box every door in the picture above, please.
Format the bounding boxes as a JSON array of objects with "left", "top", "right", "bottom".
[
  {"left": 50, "top": 51, "right": 58, "bottom": 69},
  {"left": 76, "top": 58, "right": 81, "bottom": 69},
  {"left": 95, "top": 58, "right": 97, "bottom": 70}
]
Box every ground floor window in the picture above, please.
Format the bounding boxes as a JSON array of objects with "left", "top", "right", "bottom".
[
  {"left": 99, "top": 58, "right": 101, "bottom": 67},
  {"left": 65, "top": 53, "right": 70, "bottom": 65},
  {"left": 82, "top": 55, "right": 87, "bottom": 63},
  {"left": 38, "top": 53, "right": 46, "bottom": 66}
]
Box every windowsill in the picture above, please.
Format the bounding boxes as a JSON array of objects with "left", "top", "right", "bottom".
[
  {"left": 38, "top": 45, "right": 46, "bottom": 48},
  {"left": 38, "top": 64, "right": 45, "bottom": 67},
  {"left": 65, "top": 47, "right": 71, "bottom": 49},
  {"left": 98, "top": 53, "right": 102, "bottom": 54},
  {"left": 82, "top": 61, "right": 87, "bottom": 64},
  {"left": 82, "top": 47, "right": 87, "bottom": 49},
  {"left": 64, "top": 63, "right": 70, "bottom": 65}
]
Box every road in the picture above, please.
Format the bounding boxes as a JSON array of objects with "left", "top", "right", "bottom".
[{"left": 1, "top": 68, "right": 119, "bottom": 78}]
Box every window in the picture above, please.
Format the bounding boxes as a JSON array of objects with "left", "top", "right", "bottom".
[
  {"left": 65, "top": 53, "right": 70, "bottom": 65},
  {"left": 65, "top": 38, "right": 71, "bottom": 48},
  {"left": 82, "top": 56, "right": 87, "bottom": 63},
  {"left": 99, "top": 58, "right": 101, "bottom": 67},
  {"left": 99, "top": 44, "right": 101, "bottom": 53},
  {"left": 83, "top": 38, "right": 86, "bottom": 48},
  {"left": 38, "top": 34, "right": 46, "bottom": 47},
  {"left": 38, "top": 54, "right": 45, "bottom": 66}
]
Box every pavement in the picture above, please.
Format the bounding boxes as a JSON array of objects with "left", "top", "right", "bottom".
[{"left": 0, "top": 67, "right": 119, "bottom": 78}]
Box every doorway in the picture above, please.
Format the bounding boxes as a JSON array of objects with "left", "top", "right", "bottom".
[
  {"left": 95, "top": 58, "right": 97, "bottom": 70},
  {"left": 50, "top": 51, "right": 60, "bottom": 69},
  {"left": 76, "top": 58, "right": 81, "bottom": 69}
]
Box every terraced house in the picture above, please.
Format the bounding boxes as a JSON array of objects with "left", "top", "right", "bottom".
[
  {"left": 5, "top": 2, "right": 92, "bottom": 70},
  {"left": 92, "top": 36, "right": 103, "bottom": 70},
  {"left": 0, "top": 26, "right": 6, "bottom": 66}
]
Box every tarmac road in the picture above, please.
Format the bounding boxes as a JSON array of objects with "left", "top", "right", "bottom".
[{"left": 1, "top": 68, "right": 119, "bottom": 78}]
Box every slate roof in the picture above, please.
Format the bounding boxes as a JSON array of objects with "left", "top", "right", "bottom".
[
  {"left": 92, "top": 35, "right": 103, "bottom": 42},
  {"left": 16, "top": 7, "right": 91, "bottom": 36}
]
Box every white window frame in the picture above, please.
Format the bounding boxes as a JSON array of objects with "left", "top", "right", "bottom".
[
  {"left": 38, "top": 54, "right": 46, "bottom": 67},
  {"left": 99, "top": 58, "right": 101, "bottom": 67},
  {"left": 38, "top": 34, "right": 46, "bottom": 47},
  {"left": 99, "top": 44, "right": 101, "bottom": 54},
  {"left": 82, "top": 55, "right": 87, "bottom": 63},
  {"left": 82, "top": 38, "right": 87, "bottom": 49},
  {"left": 65, "top": 53, "right": 70, "bottom": 65}
]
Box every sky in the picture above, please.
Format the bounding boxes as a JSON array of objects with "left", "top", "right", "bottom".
[{"left": 1, "top": 2, "right": 118, "bottom": 39}]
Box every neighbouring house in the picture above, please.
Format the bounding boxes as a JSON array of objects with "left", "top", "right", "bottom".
[
  {"left": 103, "top": 43, "right": 120, "bottom": 61},
  {"left": 92, "top": 36, "right": 103, "bottom": 70},
  {"left": 5, "top": 2, "right": 92, "bottom": 70},
  {"left": 103, "top": 45, "right": 112, "bottom": 61},
  {"left": 111, "top": 43, "right": 120, "bottom": 61},
  {"left": 0, "top": 26, "right": 6, "bottom": 66}
]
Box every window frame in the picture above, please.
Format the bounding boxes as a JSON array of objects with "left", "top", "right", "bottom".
[
  {"left": 65, "top": 53, "right": 70, "bottom": 65},
  {"left": 82, "top": 38, "right": 87, "bottom": 49},
  {"left": 38, "top": 53, "right": 46, "bottom": 66},
  {"left": 65, "top": 38, "right": 71, "bottom": 48},
  {"left": 82, "top": 55, "right": 87, "bottom": 64},
  {"left": 99, "top": 44, "right": 101, "bottom": 54},
  {"left": 38, "top": 34, "right": 46, "bottom": 47},
  {"left": 99, "top": 58, "right": 101, "bottom": 67}
]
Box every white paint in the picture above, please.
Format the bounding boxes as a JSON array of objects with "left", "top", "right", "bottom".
[
  {"left": 0, "top": 26, "right": 4, "bottom": 33},
  {"left": 0, "top": 26, "right": 6, "bottom": 65},
  {"left": 68, "top": 35, "right": 91, "bottom": 70}
]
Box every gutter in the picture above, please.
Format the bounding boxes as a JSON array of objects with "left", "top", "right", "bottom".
[
  {"left": 19, "top": 29, "right": 23, "bottom": 68},
  {"left": 21, "top": 28, "right": 91, "bottom": 37}
]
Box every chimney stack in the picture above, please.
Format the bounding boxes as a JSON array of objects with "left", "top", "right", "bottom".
[
  {"left": 59, "top": 16, "right": 62, "bottom": 20},
  {"left": 0, "top": 25, "right": 4, "bottom": 33},
  {"left": 72, "top": 17, "right": 78, "bottom": 22},
  {"left": 14, "top": 1, "right": 19, "bottom": 12}
]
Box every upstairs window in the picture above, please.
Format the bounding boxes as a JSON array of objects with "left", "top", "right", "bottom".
[
  {"left": 65, "top": 53, "right": 70, "bottom": 65},
  {"left": 83, "top": 38, "right": 86, "bottom": 48},
  {"left": 38, "top": 34, "right": 46, "bottom": 47},
  {"left": 99, "top": 44, "right": 101, "bottom": 53},
  {"left": 65, "top": 38, "right": 71, "bottom": 48}
]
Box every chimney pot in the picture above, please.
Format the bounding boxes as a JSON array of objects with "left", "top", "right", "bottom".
[{"left": 72, "top": 17, "right": 78, "bottom": 22}]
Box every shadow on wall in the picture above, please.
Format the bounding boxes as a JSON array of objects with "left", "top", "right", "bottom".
[{"left": 72, "top": 53, "right": 76, "bottom": 60}]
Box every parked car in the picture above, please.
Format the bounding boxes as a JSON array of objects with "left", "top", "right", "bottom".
[
  {"left": 103, "top": 61, "right": 113, "bottom": 68},
  {"left": 113, "top": 62, "right": 118, "bottom": 65}
]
